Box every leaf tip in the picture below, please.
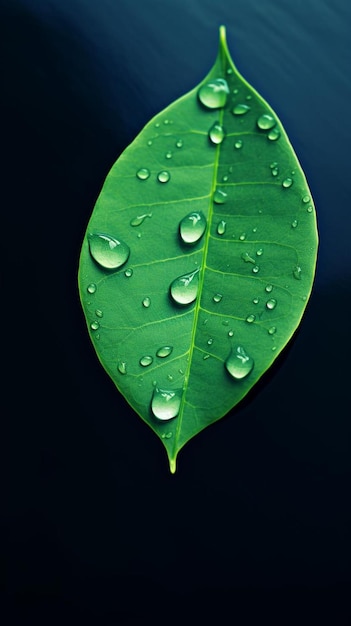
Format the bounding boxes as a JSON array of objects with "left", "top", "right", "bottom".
[{"left": 169, "top": 457, "right": 177, "bottom": 474}]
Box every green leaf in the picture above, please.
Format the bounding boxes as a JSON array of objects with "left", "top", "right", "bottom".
[{"left": 78, "top": 26, "right": 318, "bottom": 473}]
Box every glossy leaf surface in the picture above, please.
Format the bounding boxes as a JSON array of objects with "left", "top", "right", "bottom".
[{"left": 78, "top": 26, "right": 318, "bottom": 472}]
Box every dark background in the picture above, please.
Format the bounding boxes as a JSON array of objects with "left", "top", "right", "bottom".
[{"left": 2, "top": 0, "right": 351, "bottom": 624}]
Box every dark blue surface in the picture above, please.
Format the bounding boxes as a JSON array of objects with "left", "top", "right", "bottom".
[{"left": 2, "top": 1, "right": 351, "bottom": 624}]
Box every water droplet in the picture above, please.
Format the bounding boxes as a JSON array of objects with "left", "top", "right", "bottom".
[
  {"left": 90, "top": 321, "right": 100, "bottom": 332},
  {"left": 156, "top": 346, "right": 173, "bottom": 358},
  {"left": 151, "top": 387, "right": 182, "bottom": 421},
  {"left": 253, "top": 297, "right": 259, "bottom": 304},
  {"left": 226, "top": 67, "right": 233, "bottom": 75},
  {"left": 130, "top": 213, "right": 152, "bottom": 227},
  {"left": 246, "top": 314, "right": 256, "bottom": 323},
  {"left": 222, "top": 174, "right": 229, "bottom": 182},
  {"left": 95, "top": 309, "right": 103, "bottom": 318},
  {"left": 140, "top": 355, "right": 153, "bottom": 367},
  {"left": 257, "top": 114, "right": 275, "bottom": 130},
  {"left": 124, "top": 268, "right": 133, "bottom": 277},
  {"left": 307, "top": 205, "right": 313, "bottom": 213},
  {"left": 241, "top": 252, "right": 255, "bottom": 264},
  {"left": 209, "top": 122, "right": 225, "bottom": 144},
  {"left": 233, "top": 88, "right": 239, "bottom": 94},
  {"left": 142, "top": 296, "right": 151, "bottom": 308},
  {"left": 136, "top": 168, "right": 150, "bottom": 180},
  {"left": 228, "top": 330, "right": 234, "bottom": 337},
  {"left": 233, "top": 103, "right": 250, "bottom": 115},
  {"left": 256, "top": 248, "right": 263, "bottom": 256},
  {"left": 252, "top": 265, "right": 260, "bottom": 274},
  {"left": 266, "top": 298, "right": 277, "bottom": 310},
  {"left": 176, "top": 139, "right": 183, "bottom": 148},
  {"left": 88, "top": 233, "right": 130, "bottom": 270},
  {"left": 203, "top": 354, "right": 210, "bottom": 360},
  {"left": 302, "top": 195, "right": 310, "bottom": 203},
  {"left": 225, "top": 345, "right": 254, "bottom": 380},
  {"left": 213, "top": 293, "right": 222, "bottom": 303},
  {"left": 282, "top": 177, "right": 293, "bottom": 188},
  {"left": 223, "top": 320, "right": 229, "bottom": 326},
  {"left": 117, "top": 360, "right": 127, "bottom": 375},
  {"left": 157, "top": 170, "right": 170, "bottom": 183},
  {"left": 198, "top": 78, "right": 229, "bottom": 109},
  {"left": 147, "top": 140, "right": 153, "bottom": 146},
  {"left": 239, "top": 233, "right": 246, "bottom": 241},
  {"left": 165, "top": 151, "right": 172, "bottom": 159},
  {"left": 267, "top": 127, "right": 280, "bottom": 141},
  {"left": 217, "top": 220, "right": 226, "bottom": 235},
  {"left": 234, "top": 139, "right": 243, "bottom": 149},
  {"left": 167, "top": 374, "right": 174, "bottom": 382},
  {"left": 265, "top": 284, "right": 273, "bottom": 293},
  {"left": 207, "top": 338, "right": 213, "bottom": 345},
  {"left": 293, "top": 265, "right": 302, "bottom": 280},
  {"left": 170, "top": 268, "right": 199, "bottom": 306},
  {"left": 179, "top": 211, "right": 206, "bottom": 244},
  {"left": 87, "top": 283, "right": 96, "bottom": 294},
  {"left": 213, "top": 188, "right": 227, "bottom": 203},
  {"left": 268, "top": 326, "right": 277, "bottom": 335},
  {"left": 161, "top": 431, "right": 173, "bottom": 439},
  {"left": 163, "top": 118, "right": 170, "bottom": 125},
  {"left": 270, "top": 162, "right": 279, "bottom": 177},
  {"left": 291, "top": 219, "right": 298, "bottom": 228}
]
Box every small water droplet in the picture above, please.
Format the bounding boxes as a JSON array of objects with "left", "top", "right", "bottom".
[
  {"left": 282, "top": 177, "right": 293, "bottom": 188},
  {"left": 270, "top": 162, "right": 279, "bottom": 177},
  {"left": 217, "top": 220, "right": 226, "bottom": 235},
  {"left": 170, "top": 268, "right": 199, "bottom": 306},
  {"left": 213, "top": 293, "right": 223, "bottom": 303},
  {"left": 256, "top": 248, "right": 263, "bottom": 256},
  {"left": 293, "top": 265, "right": 302, "bottom": 280},
  {"left": 223, "top": 320, "right": 229, "bottom": 326},
  {"left": 233, "top": 88, "right": 239, "bottom": 94},
  {"left": 156, "top": 346, "right": 173, "bottom": 358},
  {"left": 130, "top": 213, "right": 152, "bottom": 227},
  {"left": 233, "top": 103, "right": 250, "bottom": 115},
  {"left": 209, "top": 122, "right": 225, "bottom": 144},
  {"left": 207, "top": 338, "right": 213, "bottom": 346},
  {"left": 151, "top": 387, "right": 182, "bottom": 421},
  {"left": 252, "top": 227, "right": 258, "bottom": 233},
  {"left": 234, "top": 139, "right": 243, "bottom": 149},
  {"left": 252, "top": 265, "right": 260, "bottom": 274},
  {"left": 179, "top": 211, "right": 206, "bottom": 244},
  {"left": 124, "top": 268, "right": 133, "bottom": 277},
  {"left": 213, "top": 188, "right": 227, "bottom": 203},
  {"left": 157, "top": 170, "right": 170, "bottom": 183},
  {"left": 87, "top": 283, "right": 96, "bottom": 294},
  {"left": 203, "top": 354, "right": 210, "bottom": 360},
  {"left": 136, "top": 168, "right": 150, "bottom": 180},
  {"left": 253, "top": 297, "right": 259, "bottom": 304},
  {"left": 165, "top": 151, "right": 172, "bottom": 159},
  {"left": 155, "top": 122, "right": 160, "bottom": 128},
  {"left": 90, "top": 320, "right": 100, "bottom": 331},
  {"left": 226, "top": 67, "right": 233, "bottom": 75},
  {"left": 267, "top": 127, "right": 280, "bottom": 141},
  {"left": 175, "top": 139, "right": 183, "bottom": 148},
  {"left": 140, "top": 355, "right": 153, "bottom": 367},
  {"left": 88, "top": 233, "right": 130, "bottom": 270},
  {"left": 147, "top": 140, "right": 153, "bottom": 146},
  {"left": 268, "top": 326, "right": 277, "bottom": 335},
  {"left": 291, "top": 219, "right": 298, "bottom": 228},
  {"left": 307, "top": 205, "right": 313, "bottom": 213},
  {"left": 228, "top": 330, "right": 234, "bottom": 337},
  {"left": 95, "top": 309, "right": 103, "bottom": 318},
  {"left": 302, "top": 195, "right": 310, "bottom": 204},
  {"left": 142, "top": 296, "right": 151, "bottom": 308},
  {"left": 222, "top": 174, "right": 229, "bottom": 182},
  {"left": 266, "top": 298, "right": 277, "bottom": 310},
  {"left": 163, "top": 118, "right": 170, "bottom": 125},
  {"left": 257, "top": 114, "right": 275, "bottom": 130},
  {"left": 241, "top": 252, "right": 255, "bottom": 264},
  {"left": 167, "top": 374, "right": 174, "bottom": 382},
  {"left": 198, "top": 78, "right": 229, "bottom": 109},
  {"left": 117, "top": 360, "right": 127, "bottom": 375},
  {"left": 265, "top": 284, "right": 273, "bottom": 293},
  {"left": 161, "top": 431, "right": 173, "bottom": 439},
  {"left": 239, "top": 233, "right": 246, "bottom": 241},
  {"left": 246, "top": 314, "right": 256, "bottom": 323},
  {"left": 225, "top": 345, "right": 254, "bottom": 380}
]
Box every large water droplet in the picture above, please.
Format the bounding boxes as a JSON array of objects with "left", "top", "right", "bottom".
[
  {"left": 267, "top": 127, "right": 280, "bottom": 141},
  {"left": 233, "top": 103, "right": 250, "bottom": 115},
  {"left": 265, "top": 284, "right": 273, "bottom": 293},
  {"left": 266, "top": 298, "right": 277, "bottom": 310},
  {"left": 87, "top": 283, "right": 97, "bottom": 294},
  {"left": 140, "top": 355, "right": 153, "bottom": 367},
  {"left": 170, "top": 269, "right": 199, "bottom": 305},
  {"left": 198, "top": 78, "right": 229, "bottom": 109},
  {"left": 257, "top": 114, "right": 275, "bottom": 130},
  {"left": 282, "top": 177, "right": 293, "bottom": 189},
  {"left": 136, "top": 168, "right": 150, "bottom": 180},
  {"left": 130, "top": 213, "right": 152, "bottom": 227},
  {"left": 90, "top": 321, "right": 99, "bottom": 331},
  {"left": 156, "top": 346, "right": 173, "bottom": 358},
  {"left": 151, "top": 387, "right": 182, "bottom": 421},
  {"left": 217, "top": 220, "right": 226, "bottom": 235},
  {"left": 157, "top": 170, "right": 171, "bottom": 183},
  {"left": 209, "top": 122, "right": 225, "bottom": 144},
  {"left": 179, "top": 211, "right": 206, "bottom": 244},
  {"left": 142, "top": 296, "right": 151, "bottom": 308},
  {"left": 225, "top": 345, "right": 254, "bottom": 380},
  {"left": 88, "top": 233, "right": 130, "bottom": 270},
  {"left": 213, "top": 188, "right": 227, "bottom": 204}
]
